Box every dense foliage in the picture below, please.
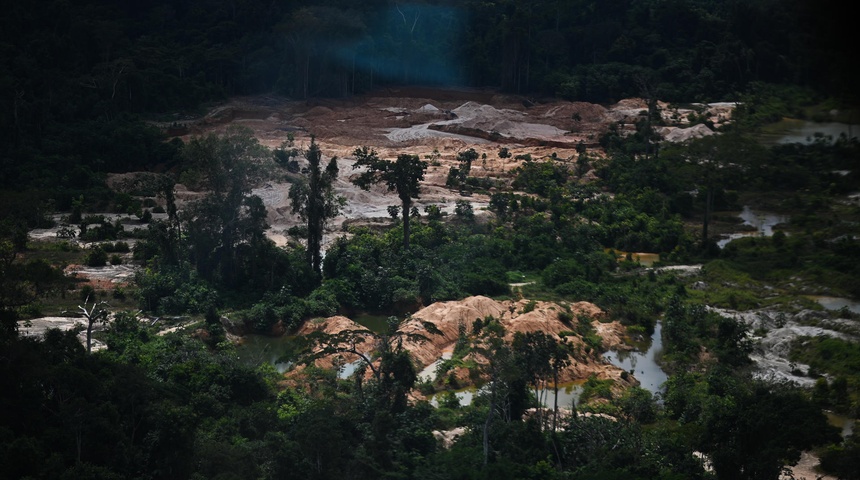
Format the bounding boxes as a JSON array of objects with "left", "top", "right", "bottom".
[
  {"left": 2, "top": 1, "right": 859, "bottom": 479},
  {"left": 1, "top": 0, "right": 855, "bottom": 199}
]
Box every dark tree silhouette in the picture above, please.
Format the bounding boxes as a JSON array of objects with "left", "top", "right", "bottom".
[
  {"left": 352, "top": 147, "right": 428, "bottom": 249},
  {"left": 289, "top": 137, "right": 343, "bottom": 275}
]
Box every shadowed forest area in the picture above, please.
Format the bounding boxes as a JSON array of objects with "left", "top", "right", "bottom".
[{"left": 2, "top": 1, "right": 860, "bottom": 479}]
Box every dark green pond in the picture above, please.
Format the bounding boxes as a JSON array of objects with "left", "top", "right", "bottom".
[
  {"left": 235, "top": 313, "right": 392, "bottom": 373},
  {"left": 760, "top": 119, "right": 858, "bottom": 145},
  {"left": 234, "top": 334, "right": 298, "bottom": 373}
]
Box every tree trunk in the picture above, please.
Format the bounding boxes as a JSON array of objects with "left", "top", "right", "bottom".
[
  {"left": 483, "top": 379, "right": 496, "bottom": 466},
  {"left": 552, "top": 368, "right": 559, "bottom": 432},
  {"left": 401, "top": 198, "right": 411, "bottom": 249},
  {"left": 701, "top": 187, "right": 713, "bottom": 250},
  {"left": 86, "top": 319, "right": 94, "bottom": 354}
]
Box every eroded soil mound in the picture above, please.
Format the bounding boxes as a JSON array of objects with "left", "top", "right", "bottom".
[
  {"left": 133, "top": 89, "right": 739, "bottom": 252},
  {"left": 402, "top": 296, "right": 632, "bottom": 387},
  {"left": 294, "top": 315, "right": 374, "bottom": 370},
  {"left": 295, "top": 296, "right": 636, "bottom": 394}
]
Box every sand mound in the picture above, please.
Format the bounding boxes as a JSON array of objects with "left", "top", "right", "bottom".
[
  {"left": 418, "top": 103, "right": 440, "bottom": 112},
  {"left": 286, "top": 296, "right": 636, "bottom": 395},
  {"left": 397, "top": 296, "right": 633, "bottom": 386},
  {"left": 295, "top": 316, "right": 375, "bottom": 370},
  {"left": 424, "top": 101, "right": 575, "bottom": 146},
  {"left": 659, "top": 124, "right": 715, "bottom": 143},
  {"left": 607, "top": 98, "right": 650, "bottom": 122},
  {"left": 304, "top": 106, "right": 334, "bottom": 117},
  {"left": 539, "top": 102, "right": 608, "bottom": 125},
  {"left": 297, "top": 315, "right": 368, "bottom": 336}
]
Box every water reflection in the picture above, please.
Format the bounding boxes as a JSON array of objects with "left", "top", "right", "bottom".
[
  {"left": 352, "top": 313, "right": 391, "bottom": 334},
  {"left": 338, "top": 359, "right": 365, "bottom": 379},
  {"left": 826, "top": 411, "right": 856, "bottom": 438},
  {"left": 717, "top": 206, "right": 789, "bottom": 248},
  {"left": 430, "top": 387, "right": 480, "bottom": 407},
  {"left": 760, "top": 119, "right": 858, "bottom": 145},
  {"left": 603, "top": 322, "right": 668, "bottom": 394},
  {"left": 807, "top": 296, "right": 860, "bottom": 314},
  {"left": 234, "top": 334, "right": 296, "bottom": 373},
  {"left": 429, "top": 383, "right": 582, "bottom": 409},
  {"left": 535, "top": 383, "right": 583, "bottom": 410},
  {"left": 418, "top": 349, "right": 454, "bottom": 383}
]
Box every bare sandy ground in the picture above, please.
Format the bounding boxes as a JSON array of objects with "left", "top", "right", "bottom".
[
  {"left": 17, "top": 316, "right": 107, "bottom": 351},
  {"left": 157, "top": 89, "right": 735, "bottom": 249}
]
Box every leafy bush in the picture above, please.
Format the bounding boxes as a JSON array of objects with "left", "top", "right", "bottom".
[
  {"left": 135, "top": 267, "right": 218, "bottom": 314},
  {"left": 542, "top": 259, "right": 585, "bottom": 288},
  {"left": 79, "top": 285, "right": 96, "bottom": 302},
  {"left": 580, "top": 374, "right": 614, "bottom": 403},
  {"left": 102, "top": 241, "right": 130, "bottom": 253},
  {"left": 521, "top": 300, "right": 537, "bottom": 314},
  {"left": 112, "top": 286, "right": 126, "bottom": 300},
  {"left": 84, "top": 246, "right": 108, "bottom": 267}
]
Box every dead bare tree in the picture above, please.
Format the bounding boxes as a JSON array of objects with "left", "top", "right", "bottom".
[{"left": 75, "top": 296, "right": 110, "bottom": 354}]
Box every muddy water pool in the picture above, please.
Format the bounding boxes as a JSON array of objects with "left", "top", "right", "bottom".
[
  {"left": 717, "top": 205, "right": 789, "bottom": 248},
  {"left": 807, "top": 296, "right": 860, "bottom": 315},
  {"left": 760, "top": 119, "right": 858, "bottom": 145},
  {"left": 235, "top": 334, "right": 297, "bottom": 373},
  {"left": 603, "top": 321, "right": 668, "bottom": 395},
  {"left": 606, "top": 249, "right": 660, "bottom": 267}
]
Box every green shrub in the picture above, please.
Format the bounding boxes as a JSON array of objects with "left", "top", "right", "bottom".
[
  {"left": 521, "top": 300, "right": 538, "bottom": 314},
  {"left": 580, "top": 374, "right": 614, "bottom": 402},
  {"left": 543, "top": 258, "right": 585, "bottom": 288},
  {"left": 16, "top": 303, "right": 43, "bottom": 319},
  {"left": 102, "top": 241, "right": 130, "bottom": 253},
  {"left": 79, "top": 285, "right": 96, "bottom": 302},
  {"left": 85, "top": 246, "right": 108, "bottom": 267},
  {"left": 112, "top": 286, "right": 126, "bottom": 300},
  {"left": 558, "top": 311, "right": 574, "bottom": 325}
]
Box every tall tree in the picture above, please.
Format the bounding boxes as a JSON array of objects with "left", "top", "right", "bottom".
[
  {"left": 352, "top": 147, "right": 428, "bottom": 249},
  {"left": 181, "top": 127, "right": 273, "bottom": 287},
  {"left": 289, "top": 137, "right": 343, "bottom": 276},
  {"left": 74, "top": 295, "right": 110, "bottom": 354},
  {"left": 671, "top": 133, "right": 765, "bottom": 250},
  {"left": 471, "top": 319, "right": 528, "bottom": 465}
]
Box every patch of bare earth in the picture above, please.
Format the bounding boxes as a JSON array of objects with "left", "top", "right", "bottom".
[
  {"left": 142, "top": 89, "right": 738, "bottom": 251},
  {"left": 292, "top": 296, "right": 637, "bottom": 398}
]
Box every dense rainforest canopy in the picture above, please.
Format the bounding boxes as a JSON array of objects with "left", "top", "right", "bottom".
[{"left": 1, "top": 0, "right": 855, "bottom": 198}]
